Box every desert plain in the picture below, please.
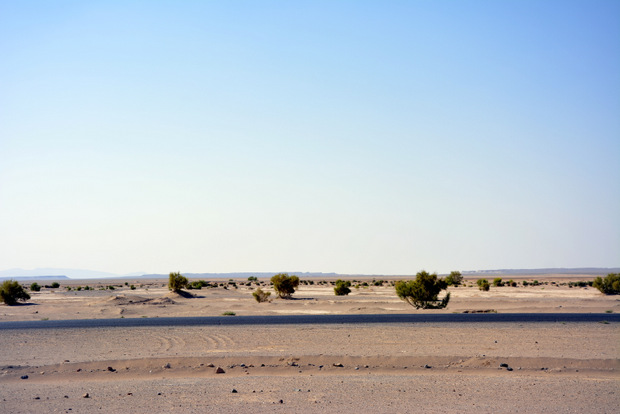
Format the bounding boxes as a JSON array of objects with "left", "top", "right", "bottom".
[{"left": 0, "top": 274, "right": 618, "bottom": 413}]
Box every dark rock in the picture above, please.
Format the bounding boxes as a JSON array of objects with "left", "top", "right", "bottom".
[
  {"left": 83, "top": 393, "right": 90, "bottom": 398},
  {"left": 107, "top": 367, "right": 116, "bottom": 372},
  {"left": 499, "top": 363, "right": 509, "bottom": 368},
  {"left": 507, "top": 367, "right": 513, "bottom": 371},
  {"left": 333, "top": 363, "right": 344, "bottom": 367},
  {"left": 424, "top": 365, "right": 432, "bottom": 369},
  {"left": 215, "top": 367, "right": 225, "bottom": 374},
  {"left": 20, "top": 375, "right": 29, "bottom": 380},
  {"left": 279, "top": 400, "right": 284, "bottom": 404},
  {"left": 163, "top": 363, "right": 171, "bottom": 369},
  {"left": 231, "top": 389, "right": 237, "bottom": 393}
]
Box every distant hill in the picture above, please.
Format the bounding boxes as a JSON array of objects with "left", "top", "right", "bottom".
[
  {"left": 1, "top": 267, "right": 617, "bottom": 281},
  {"left": 461, "top": 268, "right": 619, "bottom": 276},
  {"left": 137, "top": 272, "right": 341, "bottom": 279},
  {"left": 0, "top": 268, "right": 133, "bottom": 279},
  {"left": 0, "top": 275, "right": 70, "bottom": 281}
]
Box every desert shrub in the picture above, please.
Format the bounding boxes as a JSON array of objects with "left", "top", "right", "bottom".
[
  {"left": 477, "top": 279, "right": 490, "bottom": 291},
  {"left": 108, "top": 285, "right": 115, "bottom": 290},
  {"left": 252, "top": 287, "right": 271, "bottom": 303},
  {"left": 222, "top": 311, "right": 236, "bottom": 316},
  {"left": 445, "top": 271, "right": 463, "bottom": 286},
  {"left": 395, "top": 271, "right": 450, "bottom": 309},
  {"left": 271, "top": 273, "right": 300, "bottom": 298},
  {"left": 124, "top": 282, "right": 129, "bottom": 286},
  {"left": 189, "top": 281, "right": 204, "bottom": 290},
  {"left": 508, "top": 279, "right": 516, "bottom": 287},
  {"left": 50, "top": 282, "right": 60, "bottom": 288},
  {"left": 130, "top": 285, "right": 136, "bottom": 290},
  {"left": 522, "top": 280, "right": 529, "bottom": 286},
  {"left": 248, "top": 276, "right": 258, "bottom": 282},
  {"left": 0, "top": 280, "right": 31, "bottom": 305},
  {"left": 593, "top": 273, "right": 620, "bottom": 295},
  {"left": 30, "top": 282, "right": 41, "bottom": 292},
  {"left": 334, "top": 280, "right": 352, "bottom": 296},
  {"left": 492, "top": 278, "right": 503, "bottom": 287},
  {"left": 168, "top": 272, "right": 188, "bottom": 292}
]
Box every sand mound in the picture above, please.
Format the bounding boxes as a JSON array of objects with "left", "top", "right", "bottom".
[
  {"left": 102, "top": 295, "right": 152, "bottom": 306},
  {"left": 102, "top": 295, "right": 176, "bottom": 306},
  {"left": 148, "top": 297, "right": 176, "bottom": 305},
  {"left": 165, "top": 290, "right": 197, "bottom": 299}
]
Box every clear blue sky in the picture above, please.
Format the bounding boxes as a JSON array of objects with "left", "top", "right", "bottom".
[{"left": 1, "top": 0, "right": 618, "bottom": 275}]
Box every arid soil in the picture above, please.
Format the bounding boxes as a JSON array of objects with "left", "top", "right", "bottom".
[{"left": 1, "top": 276, "right": 618, "bottom": 413}]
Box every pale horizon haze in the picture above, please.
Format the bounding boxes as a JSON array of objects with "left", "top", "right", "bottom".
[{"left": 1, "top": 1, "right": 619, "bottom": 276}]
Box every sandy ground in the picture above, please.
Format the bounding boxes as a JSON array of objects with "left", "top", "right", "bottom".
[
  {"left": 1, "top": 276, "right": 619, "bottom": 321},
  {"left": 1, "top": 275, "right": 618, "bottom": 413}
]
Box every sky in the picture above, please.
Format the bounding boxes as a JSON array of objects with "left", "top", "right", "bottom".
[{"left": 1, "top": 0, "right": 619, "bottom": 276}]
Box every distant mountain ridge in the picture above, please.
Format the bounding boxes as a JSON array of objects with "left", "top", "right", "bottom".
[
  {"left": 1, "top": 267, "right": 617, "bottom": 281},
  {"left": 461, "top": 268, "right": 620, "bottom": 276}
]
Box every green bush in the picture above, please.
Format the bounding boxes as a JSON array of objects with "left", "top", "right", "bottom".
[
  {"left": 130, "top": 285, "right": 136, "bottom": 290},
  {"left": 0, "top": 280, "right": 31, "bottom": 305},
  {"left": 30, "top": 282, "right": 41, "bottom": 292},
  {"left": 252, "top": 287, "right": 271, "bottom": 303},
  {"left": 445, "top": 271, "right": 463, "bottom": 286},
  {"left": 593, "top": 273, "right": 620, "bottom": 295},
  {"left": 189, "top": 280, "right": 204, "bottom": 290},
  {"left": 50, "top": 282, "right": 60, "bottom": 288},
  {"left": 248, "top": 276, "right": 258, "bottom": 282},
  {"left": 492, "top": 278, "right": 503, "bottom": 287},
  {"left": 168, "top": 272, "right": 188, "bottom": 292},
  {"left": 395, "top": 271, "right": 450, "bottom": 309},
  {"left": 334, "top": 280, "right": 352, "bottom": 296},
  {"left": 271, "top": 273, "right": 300, "bottom": 298},
  {"left": 477, "top": 279, "right": 490, "bottom": 291}
]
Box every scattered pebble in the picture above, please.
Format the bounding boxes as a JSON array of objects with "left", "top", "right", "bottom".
[
  {"left": 163, "top": 363, "right": 171, "bottom": 369},
  {"left": 231, "top": 389, "right": 237, "bottom": 393},
  {"left": 333, "top": 363, "right": 344, "bottom": 367},
  {"left": 20, "top": 375, "right": 28, "bottom": 380},
  {"left": 83, "top": 393, "right": 90, "bottom": 398},
  {"left": 424, "top": 365, "right": 432, "bottom": 369}
]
